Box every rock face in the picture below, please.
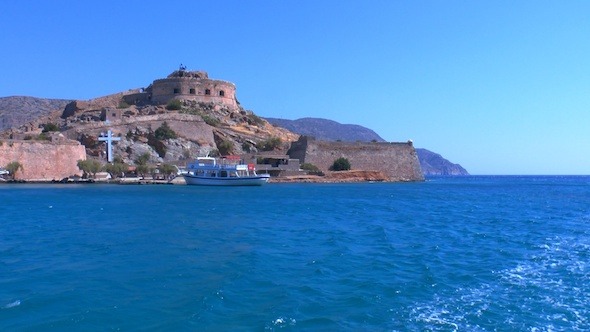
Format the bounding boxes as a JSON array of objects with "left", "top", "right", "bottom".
[
  {"left": 0, "top": 140, "right": 86, "bottom": 180},
  {"left": 416, "top": 148, "right": 469, "bottom": 176},
  {"left": 288, "top": 136, "right": 424, "bottom": 182}
]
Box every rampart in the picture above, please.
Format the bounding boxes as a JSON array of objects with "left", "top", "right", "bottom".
[
  {"left": 288, "top": 136, "right": 424, "bottom": 182},
  {"left": 0, "top": 140, "right": 86, "bottom": 180}
]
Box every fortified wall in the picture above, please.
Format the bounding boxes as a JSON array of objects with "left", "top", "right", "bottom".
[
  {"left": 0, "top": 140, "right": 86, "bottom": 180},
  {"left": 288, "top": 136, "right": 424, "bottom": 182},
  {"left": 122, "top": 69, "right": 238, "bottom": 108}
]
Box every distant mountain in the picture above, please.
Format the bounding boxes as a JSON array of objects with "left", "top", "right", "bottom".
[
  {"left": 415, "top": 148, "right": 469, "bottom": 176},
  {"left": 264, "top": 117, "right": 469, "bottom": 176},
  {"left": 0, "top": 96, "right": 71, "bottom": 131},
  {"left": 264, "top": 117, "right": 385, "bottom": 142}
]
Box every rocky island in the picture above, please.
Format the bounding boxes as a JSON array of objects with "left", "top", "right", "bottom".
[{"left": 0, "top": 67, "right": 457, "bottom": 183}]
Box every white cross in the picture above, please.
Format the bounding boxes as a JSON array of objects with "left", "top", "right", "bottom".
[{"left": 98, "top": 129, "right": 121, "bottom": 163}]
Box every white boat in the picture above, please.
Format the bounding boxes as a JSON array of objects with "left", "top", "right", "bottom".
[
  {"left": 0, "top": 168, "right": 8, "bottom": 176},
  {"left": 182, "top": 156, "right": 270, "bottom": 186}
]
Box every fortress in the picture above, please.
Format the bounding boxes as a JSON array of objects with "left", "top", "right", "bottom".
[
  {"left": 122, "top": 67, "right": 238, "bottom": 108},
  {"left": 287, "top": 136, "right": 424, "bottom": 182}
]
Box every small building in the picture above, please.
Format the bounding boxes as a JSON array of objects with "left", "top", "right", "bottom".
[{"left": 254, "top": 155, "right": 302, "bottom": 177}]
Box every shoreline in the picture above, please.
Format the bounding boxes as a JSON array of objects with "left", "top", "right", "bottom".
[{"left": 0, "top": 170, "right": 423, "bottom": 184}]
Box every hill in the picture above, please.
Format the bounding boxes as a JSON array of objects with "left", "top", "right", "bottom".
[
  {"left": 264, "top": 117, "right": 385, "bottom": 142},
  {"left": 0, "top": 96, "right": 71, "bottom": 131},
  {"left": 415, "top": 149, "right": 469, "bottom": 176},
  {"left": 264, "top": 117, "right": 469, "bottom": 176}
]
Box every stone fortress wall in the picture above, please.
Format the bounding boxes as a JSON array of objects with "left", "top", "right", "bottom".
[
  {"left": 123, "top": 69, "right": 237, "bottom": 108},
  {"left": 0, "top": 140, "right": 86, "bottom": 180},
  {"left": 288, "top": 136, "right": 424, "bottom": 181}
]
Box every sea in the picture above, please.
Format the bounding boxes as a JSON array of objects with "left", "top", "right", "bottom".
[{"left": 1, "top": 176, "right": 589, "bottom": 331}]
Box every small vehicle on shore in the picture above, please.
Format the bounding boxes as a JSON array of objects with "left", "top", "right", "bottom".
[{"left": 181, "top": 156, "right": 270, "bottom": 186}]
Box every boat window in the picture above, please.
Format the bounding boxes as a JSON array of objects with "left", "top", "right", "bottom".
[{"left": 220, "top": 171, "right": 228, "bottom": 178}]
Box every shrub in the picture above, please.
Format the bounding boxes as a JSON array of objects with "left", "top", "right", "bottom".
[
  {"left": 202, "top": 115, "right": 220, "bottom": 127},
  {"left": 5, "top": 161, "right": 23, "bottom": 179},
  {"left": 36, "top": 133, "right": 51, "bottom": 141},
  {"left": 154, "top": 122, "right": 177, "bottom": 140},
  {"left": 241, "top": 142, "right": 252, "bottom": 153},
  {"left": 301, "top": 163, "right": 324, "bottom": 176},
  {"left": 134, "top": 152, "right": 151, "bottom": 166},
  {"left": 329, "top": 157, "right": 351, "bottom": 171},
  {"left": 247, "top": 113, "right": 265, "bottom": 126},
  {"left": 258, "top": 137, "right": 282, "bottom": 151},
  {"left": 118, "top": 100, "right": 130, "bottom": 109},
  {"left": 217, "top": 140, "right": 233, "bottom": 156},
  {"left": 166, "top": 99, "right": 182, "bottom": 110},
  {"left": 42, "top": 123, "right": 60, "bottom": 132}
]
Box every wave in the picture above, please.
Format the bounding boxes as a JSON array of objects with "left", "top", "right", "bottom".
[
  {"left": 2, "top": 300, "right": 21, "bottom": 309},
  {"left": 407, "top": 236, "right": 590, "bottom": 331}
]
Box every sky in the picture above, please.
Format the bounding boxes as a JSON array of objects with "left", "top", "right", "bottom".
[{"left": 1, "top": 1, "right": 589, "bottom": 175}]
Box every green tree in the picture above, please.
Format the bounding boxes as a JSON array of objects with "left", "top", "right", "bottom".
[
  {"left": 154, "top": 122, "right": 177, "bottom": 140},
  {"left": 77, "top": 159, "right": 102, "bottom": 178},
  {"left": 104, "top": 161, "right": 128, "bottom": 179},
  {"left": 258, "top": 137, "right": 282, "bottom": 151},
  {"left": 159, "top": 163, "right": 178, "bottom": 179},
  {"left": 135, "top": 152, "right": 151, "bottom": 166},
  {"left": 217, "top": 140, "right": 233, "bottom": 156},
  {"left": 329, "top": 157, "right": 351, "bottom": 171},
  {"left": 5, "top": 161, "right": 23, "bottom": 180},
  {"left": 136, "top": 164, "right": 152, "bottom": 178},
  {"left": 134, "top": 153, "right": 152, "bottom": 178}
]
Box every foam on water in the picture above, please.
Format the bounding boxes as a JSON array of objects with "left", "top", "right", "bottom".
[
  {"left": 1, "top": 177, "right": 589, "bottom": 330},
  {"left": 407, "top": 235, "right": 590, "bottom": 331},
  {"left": 2, "top": 300, "right": 21, "bottom": 309}
]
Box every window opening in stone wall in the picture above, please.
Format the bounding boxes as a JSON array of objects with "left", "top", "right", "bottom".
[
  {"left": 189, "top": 88, "right": 196, "bottom": 94},
  {"left": 219, "top": 90, "right": 225, "bottom": 97},
  {"left": 173, "top": 88, "right": 180, "bottom": 94},
  {"left": 205, "top": 89, "right": 211, "bottom": 95}
]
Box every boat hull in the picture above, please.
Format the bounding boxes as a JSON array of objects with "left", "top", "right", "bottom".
[{"left": 182, "top": 174, "right": 270, "bottom": 186}]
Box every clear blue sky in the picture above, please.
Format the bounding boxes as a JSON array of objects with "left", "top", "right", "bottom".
[{"left": 1, "top": 1, "right": 589, "bottom": 175}]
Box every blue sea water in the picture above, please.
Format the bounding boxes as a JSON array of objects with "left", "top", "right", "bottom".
[{"left": 1, "top": 176, "right": 589, "bottom": 331}]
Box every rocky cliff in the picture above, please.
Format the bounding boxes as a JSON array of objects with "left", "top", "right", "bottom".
[{"left": 416, "top": 148, "right": 469, "bottom": 176}]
